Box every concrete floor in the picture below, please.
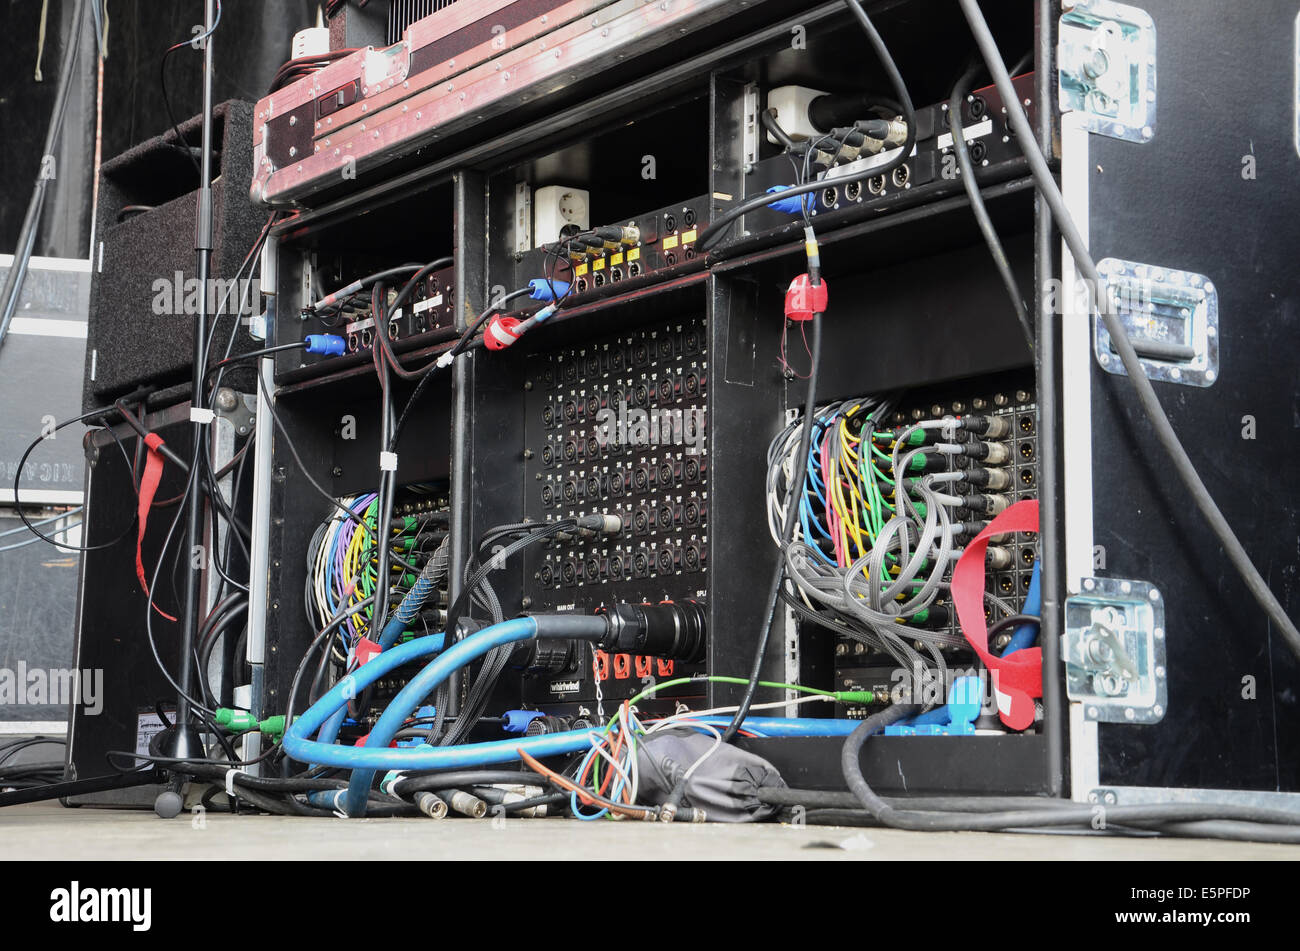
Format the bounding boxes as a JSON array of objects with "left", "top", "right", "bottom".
[{"left": 1, "top": 803, "right": 1296, "bottom": 859}]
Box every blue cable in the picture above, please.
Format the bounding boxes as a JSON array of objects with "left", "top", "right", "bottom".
[
  {"left": 282, "top": 620, "right": 869, "bottom": 817},
  {"left": 1003, "top": 560, "right": 1041, "bottom": 656},
  {"left": 571, "top": 744, "right": 609, "bottom": 821},
  {"left": 342, "top": 617, "right": 540, "bottom": 816}
]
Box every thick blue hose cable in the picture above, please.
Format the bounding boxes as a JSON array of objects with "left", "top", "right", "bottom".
[
  {"left": 309, "top": 631, "right": 447, "bottom": 765},
  {"left": 283, "top": 623, "right": 866, "bottom": 816},
  {"left": 284, "top": 633, "right": 445, "bottom": 760},
  {"left": 343, "top": 617, "right": 540, "bottom": 815}
]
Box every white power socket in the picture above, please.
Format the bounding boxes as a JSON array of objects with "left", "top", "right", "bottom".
[
  {"left": 765, "top": 85, "right": 826, "bottom": 143},
  {"left": 533, "top": 185, "right": 589, "bottom": 248}
]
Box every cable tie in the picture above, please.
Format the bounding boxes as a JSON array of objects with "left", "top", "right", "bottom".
[
  {"left": 190, "top": 407, "right": 216, "bottom": 425},
  {"left": 379, "top": 451, "right": 398, "bottom": 472},
  {"left": 225, "top": 768, "right": 246, "bottom": 797}
]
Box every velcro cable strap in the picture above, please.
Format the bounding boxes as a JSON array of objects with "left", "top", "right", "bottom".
[
  {"left": 951, "top": 498, "right": 1041, "bottom": 730},
  {"left": 136, "top": 432, "right": 178, "bottom": 622}
]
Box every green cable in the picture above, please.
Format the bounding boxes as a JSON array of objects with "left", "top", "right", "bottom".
[{"left": 622, "top": 675, "right": 871, "bottom": 712}]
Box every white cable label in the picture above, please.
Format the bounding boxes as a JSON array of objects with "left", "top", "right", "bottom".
[
  {"left": 435, "top": 351, "right": 455, "bottom": 369},
  {"left": 379, "top": 451, "right": 398, "bottom": 472},
  {"left": 190, "top": 407, "right": 216, "bottom": 425}
]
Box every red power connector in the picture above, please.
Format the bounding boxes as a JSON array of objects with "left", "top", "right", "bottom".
[
  {"left": 484, "top": 315, "right": 524, "bottom": 350},
  {"left": 784, "top": 274, "right": 827, "bottom": 321}
]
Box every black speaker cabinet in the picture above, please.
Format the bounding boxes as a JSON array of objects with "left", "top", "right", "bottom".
[
  {"left": 82, "top": 100, "right": 265, "bottom": 413},
  {"left": 66, "top": 398, "right": 254, "bottom": 806}
]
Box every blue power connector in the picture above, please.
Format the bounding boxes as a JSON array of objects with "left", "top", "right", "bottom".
[
  {"left": 766, "top": 185, "right": 811, "bottom": 216},
  {"left": 528, "top": 278, "right": 571, "bottom": 301},
  {"left": 396, "top": 704, "right": 438, "bottom": 748},
  {"left": 885, "top": 676, "right": 983, "bottom": 736},
  {"left": 304, "top": 334, "right": 347, "bottom": 356},
  {"left": 502, "top": 709, "right": 546, "bottom": 734}
]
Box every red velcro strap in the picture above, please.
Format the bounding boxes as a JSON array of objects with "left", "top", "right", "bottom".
[
  {"left": 951, "top": 499, "right": 1041, "bottom": 730},
  {"left": 136, "top": 433, "right": 178, "bottom": 622}
]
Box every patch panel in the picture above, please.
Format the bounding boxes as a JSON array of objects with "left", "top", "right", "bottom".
[
  {"left": 746, "top": 73, "right": 1036, "bottom": 230},
  {"left": 277, "top": 261, "right": 458, "bottom": 380},
  {"left": 518, "top": 315, "right": 709, "bottom": 708},
  {"left": 505, "top": 195, "right": 710, "bottom": 306},
  {"left": 828, "top": 380, "right": 1038, "bottom": 715}
]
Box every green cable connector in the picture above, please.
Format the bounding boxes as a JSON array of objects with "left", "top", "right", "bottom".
[
  {"left": 874, "top": 428, "right": 925, "bottom": 447},
  {"left": 392, "top": 515, "right": 419, "bottom": 533},
  {"left": 214, "top": 708, "right": 257, "bottom": 732},
  {"left": 214, "top": 709, "right": 288, "bottom": 740}
]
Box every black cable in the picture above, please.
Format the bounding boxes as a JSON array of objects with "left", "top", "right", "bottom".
[
  {"left": 958, "top": 0, "right": 1300, "bottom": 662},
  {"left": 391, "top": 769, "right": 550, "bottom": 797},
  {"left": 949, "top": 62, "right": 1034, "bottom": 351},
  {"left": 283, "top": 596, "right": 376, "bottom": 736},
  {"left": 372, "top": 256, "right": 454, "bottom": 380},
  {"left": 987, "top": 612, "right": 1039, "bottom": 644},
  {"left": 759, "top": 108, "right": 799, "bottom": 151},
  {"left": 158, "top": 0, "right": 223, "bottom": 177},
  {"left": 268, "top": 48, "right": 360, "bottom": 93},
  {"left": 253, "top": 367, "right": 364, "bottom": 529},
  {"left": 11, "top": 406, "right": 139, "bottom": 552},
  {"left": 387, "top": 287, "right": 533, "bottom": 453},
  {"left": 312, "top": 263, "right": 422, "bottom": 312},
  {"left": 841, "top": 702, "right": 1300, "bottom": 835},
  {"left": 116, "top": 204, "right": 155, "bottom": 222},
  {"left": 721, "top": 318, "right": 822, "bottom": 744},
  {"left": 204, "top": 341, "right": 308, "bottom": 381},
  {"left": 497, "top": 792, "right": 569, "bottom": 815}
]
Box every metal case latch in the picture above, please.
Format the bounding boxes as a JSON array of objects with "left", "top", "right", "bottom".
[
  {"left": 1058, "top": 1, "right": 1157, "bottom": 142},
  {"left": 1063, "top": 577, "right": 1166, "bottom": 723}
]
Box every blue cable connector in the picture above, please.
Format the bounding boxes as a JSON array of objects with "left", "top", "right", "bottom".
[
  {"left": 503, "top": 710, "right": 546, "bottom": 734},
  {"left": 884, "top": 676, "right": 983, "bottom": 736},
  {"left": 527, "top": 278, "right": 571, "bottom": 301},
  {"left": 765, "top": 184, "right": 812, "bottom": 216},
  {"left": 304, "top": 333, "right": 347, "bottom": 356}
]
